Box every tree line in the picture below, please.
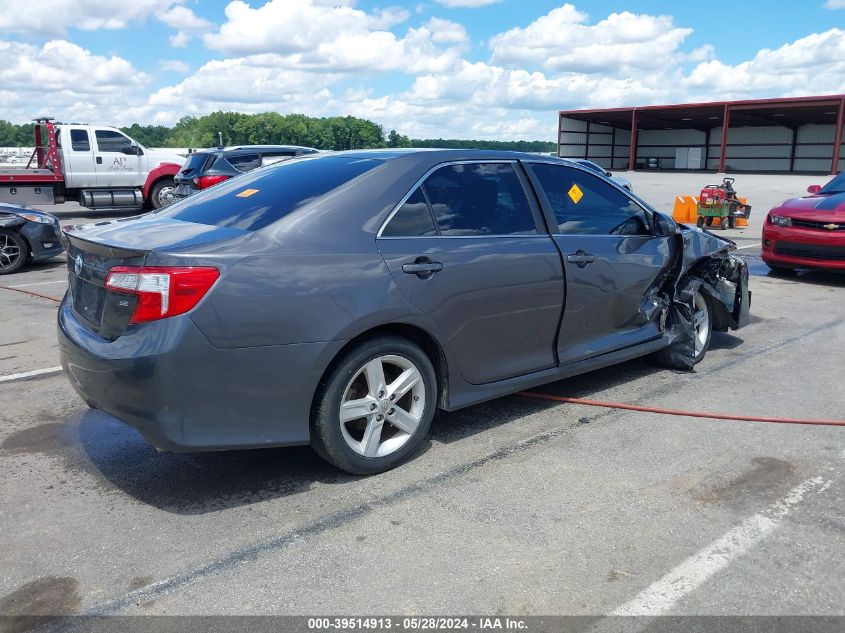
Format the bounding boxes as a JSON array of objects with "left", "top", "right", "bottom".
[{"left": 0, "top": 112, "right": 554, "bottom": 153}]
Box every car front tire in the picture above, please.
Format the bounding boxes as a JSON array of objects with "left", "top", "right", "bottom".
[
  {"left": 654, "top": 290, "right": 713, "bottom": 370},
  {"left": 0, "top": 229, "right": 27, "bottom": 275},
  {"left": 311, "top": 335, "right": 438, "bottom": 475}
]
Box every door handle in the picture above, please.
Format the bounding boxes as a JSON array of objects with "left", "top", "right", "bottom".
[
  {"left": 566, "top": 251, "right": 595, "bottom": 268},
  {"left": 96, "top": 157, "right": 102, "bottom": 164},
  {"left": 402, "top": 259, "right": 443, "bottom": 278}
]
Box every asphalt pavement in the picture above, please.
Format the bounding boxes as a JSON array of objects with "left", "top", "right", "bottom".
[{"left": 0, "top": 174, "right": 842, "bottom": 623}]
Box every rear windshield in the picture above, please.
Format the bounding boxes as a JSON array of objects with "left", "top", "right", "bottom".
[
  {"left": 179, "top": 152, "right": 212, "bottom": 175},
  {"left": 155, "top": 155, "right": 385, "bottom": 231}
]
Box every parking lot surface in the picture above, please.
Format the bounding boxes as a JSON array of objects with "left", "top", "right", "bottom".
[{"left": 1, "top": 174, "right": 843, "bottom": 619}]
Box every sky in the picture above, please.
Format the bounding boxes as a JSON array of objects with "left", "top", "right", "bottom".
[{"left": 0, "top": 0, "right": 844, "bottom": 141}]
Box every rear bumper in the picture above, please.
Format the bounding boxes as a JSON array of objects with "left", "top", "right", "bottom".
[
  {"left": 762, "top": 224, "right": 845, "bottom": 270},
  {"left": 58, "top": 298, "right": 345, "bottom": 451}
]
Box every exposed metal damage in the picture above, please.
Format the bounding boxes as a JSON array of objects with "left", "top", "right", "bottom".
[{"left": 656, "top": 225, "right": 751, "bottom": 370}]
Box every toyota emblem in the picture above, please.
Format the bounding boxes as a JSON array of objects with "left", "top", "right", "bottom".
[{"left": 74, "top": 254, "right": 83, "bottom": 276}]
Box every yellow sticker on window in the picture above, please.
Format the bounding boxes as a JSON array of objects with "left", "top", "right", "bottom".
[
  {"left": 568, "top": 184, "right": 583, "bottom": 204},
  {"left": 236, "top": 189, "right": 259, "bottom": 198}
]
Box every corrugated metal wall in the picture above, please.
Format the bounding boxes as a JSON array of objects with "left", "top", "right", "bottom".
[{"left": 558, "top": 115, "right": 840, "bottom": 173}]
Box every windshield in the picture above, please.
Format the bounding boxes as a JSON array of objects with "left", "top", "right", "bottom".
[
  {"left": 819, "top": 172, "right": 845, "bottom": 194},
  {"left": 155, "top": 155, "right": 386, "bottom": 231}
]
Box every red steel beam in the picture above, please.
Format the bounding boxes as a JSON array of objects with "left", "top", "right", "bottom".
[
  {"left": 719, "top": 104, "right": 731, "bottom": 173},
  {"left": 628, "top": 109, "right": 638, "bottom": 171},
  {"left": 831, "top": 97, "right": 845, "bottom": 175}
]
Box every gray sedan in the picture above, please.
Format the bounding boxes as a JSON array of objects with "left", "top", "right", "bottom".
[{"left": 59, "top": 150, "right": 750, "bottom": 474}]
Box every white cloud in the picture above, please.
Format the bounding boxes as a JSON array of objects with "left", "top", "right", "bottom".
[
  {"left": 203, "top": 0, "right": 465, "bottom": 73},
  {"left": 489, "top": 4, "right": 692, "bottom": 74},
  {"left": 0, "top": 0, "right": 178, "bottom": 35},
  {"left": 159, "top": 59, "right": 190, "bottom": 73},
  {"left": 824, "top": 0, "right": 845, "bottom": 8},
  {"left": 683, "top": 28, "right": 845, "bottom": 97},
  {"left": 435, "top": 0, "right": 501, "bottom": 7},
  {"left": 0, "top": 39, "right": 149, "bottom": 124},
  {"left": 157, "top": 5, "right": 212, "bottom": 47}
]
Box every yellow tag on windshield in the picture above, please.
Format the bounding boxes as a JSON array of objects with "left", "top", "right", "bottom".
[
  {"left": 568, "top": 184, "right": 583, "bottom": 204},
  {"left": 236, "top": 189, "right": 259, "bottom": 198}
]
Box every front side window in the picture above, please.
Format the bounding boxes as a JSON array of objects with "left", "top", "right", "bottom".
[
  {"left": 529, "top": 163, "right": 650, "bottom": 236},
  {"left": 381, "top": 188, "right": 437, "bottom": 237},
  {"left": 421, "top": 163, "right": 537, "bottom": 236},
  {"left": 70, "top": 129, "right": 90, "bottom": 152},
  {"left": 95, "top": 130, "right": 133, "bottom": 153}
]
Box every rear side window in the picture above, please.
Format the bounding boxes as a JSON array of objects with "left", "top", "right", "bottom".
[
  {"left": 381, "top": 188, "right": 437, "bottom": 237},
  {"left": 422, "top": 163, "right": 537, "bottom": 236},
  {"left": 156, "top": 156, "right": 384, "bottom": 231},
  {"left": 260, "top": 153, "right": 297, "bottom": 167},
  {"left": 226, "top": 153, "right": 261, "bottom": 172},
  {"left": 530, "top": 163, "right": 650, "bottom": 236},
  {"left": 70, "top": 130, "right": 90, "bottom": 152}
]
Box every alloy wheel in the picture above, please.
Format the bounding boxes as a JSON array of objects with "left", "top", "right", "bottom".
[
  {"left": 692, "top": 292, "right": 710, "bottom": 356},
  {"left": 0, "top": 234, "right": 22, "bottom": 271},
  {"left": 339, "top": 354, "right": 426, "bottom": 458}
]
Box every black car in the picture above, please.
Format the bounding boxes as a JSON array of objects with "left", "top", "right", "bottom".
[
  {"left": 0, "top": 204, "right": 63, "bottom": 274},
  {"left": 173, "top": 145, "right": 319, "bottom": 199}
]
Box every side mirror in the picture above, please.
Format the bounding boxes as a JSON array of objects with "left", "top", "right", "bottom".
[
  {"left": 653, "top": 213, "right": 677, "bottom": 236},
  {"left": 807, "top": 184, "right": 821, "bottom": 195}
]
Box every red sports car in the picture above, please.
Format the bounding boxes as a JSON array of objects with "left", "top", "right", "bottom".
[{"left": 762, "top": 173, "right": 845, "bottom": 271}]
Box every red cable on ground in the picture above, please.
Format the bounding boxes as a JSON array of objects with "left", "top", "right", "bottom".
[
  {"left": 2, "top": 282, "right": 841, "bottom": 428},
  {"left": 0, "top": 285, "right": 62, "bottom": 303},
  {"left": 519, "top": 391, "right": 845, "bottom": 427}
]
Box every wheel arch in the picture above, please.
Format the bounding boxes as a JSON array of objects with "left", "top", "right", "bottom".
[
  {"left": 142, "top": 163, "right": 180, "bottom": 200},
  {"left": 312, "top": 322, "right": 450, "bottom": 417}
]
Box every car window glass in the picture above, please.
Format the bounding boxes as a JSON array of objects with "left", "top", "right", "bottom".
[
  {"left": 820, "top": 172, "right": 845, "bottom": 194},
  {"left": 95, "top": 130, "right": 132, "bottom": 153},
  {"left": 422, "top": 163, "right": 536, "bottom": 236},
  {"left": 70, "top": 129, "right": 90, "bottom": 152},
  {"left": 261, "top": 154, "right": 295, "bottom": 167},
  {"left": 155, "top": 155, "right": 385, "bottom": 231},
  {"left": 530, "top": 163, "right": 650, "bottom": 236},
  {"left": 381, "top": 188, "right": 437, "bottom": 237},
  {"left": 226, "top": 153, "right": 262, "bottom": 172}
]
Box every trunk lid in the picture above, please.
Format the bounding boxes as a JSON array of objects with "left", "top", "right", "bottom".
[{"left": 63, "top": 216, "right": 246, "bottom": 339}]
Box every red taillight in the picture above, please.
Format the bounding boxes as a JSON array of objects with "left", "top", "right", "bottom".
[
  {"left": 105, "top": 266, "right": 220, "bottom": 324},
  {"left": 194, "top": 175, "right": 229, "bottom": 190}
]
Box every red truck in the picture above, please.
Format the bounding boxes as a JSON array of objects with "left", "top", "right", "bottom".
[{"left": 0, "top": 118, "right": 184, "bottom": 210}]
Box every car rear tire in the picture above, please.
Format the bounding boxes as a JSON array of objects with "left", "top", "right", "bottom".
[
  {"left": 0, "top": 229, "right": 27, "bottom": 275},
  {"left": 696, "top": 217, "right": 705, "bottom": 228},
  {"left": 654, "top": 290, "right": 713, "bottom": 370},
  {"left": 311, "top": 335, "right": 438, "bottom": 475},
  {"left": 148, "top": 178, "right": 176, "bottom": 210}
]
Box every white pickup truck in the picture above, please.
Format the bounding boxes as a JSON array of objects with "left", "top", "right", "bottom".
[{"left": 0, "top": 118, "right": 185, "bottom": 209}]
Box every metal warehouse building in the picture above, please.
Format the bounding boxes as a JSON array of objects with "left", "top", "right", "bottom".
[{"left": 558, "top": 95, "right": 845, "bottom": 175}]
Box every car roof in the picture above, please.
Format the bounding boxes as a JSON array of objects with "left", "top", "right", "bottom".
[
  {"left": 194, "top": 145, "right": 318, "bottom": 156},
  {"left": 316, "top": 148, "right": 576, "bottom": 164}
]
